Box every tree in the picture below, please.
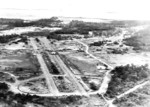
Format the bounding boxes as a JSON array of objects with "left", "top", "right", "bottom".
[{"left": 0, "top": 83, "right": 9, "bottom": 91}]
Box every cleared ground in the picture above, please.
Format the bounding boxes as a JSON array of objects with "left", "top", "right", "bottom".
[{"left": 94, "top": 52, "right": 150, "bottom": 68}]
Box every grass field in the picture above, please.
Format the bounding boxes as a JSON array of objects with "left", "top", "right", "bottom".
[{"left": 69, "top": 58, "right": 99, "bottom": 74}]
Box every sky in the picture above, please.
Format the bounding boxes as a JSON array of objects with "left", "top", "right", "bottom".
[{"left": 0, "top": 0, "right": 150, "bottom": 20}]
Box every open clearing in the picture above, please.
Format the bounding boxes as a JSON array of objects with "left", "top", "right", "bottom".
[{"left": 95, "top": 52, "right": 150, "bottom": 68}]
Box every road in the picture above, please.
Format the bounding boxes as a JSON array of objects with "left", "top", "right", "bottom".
[
  {"left": 104, "top": 81, "right": 150, "bottom": 107},
  {"left": 20, "top": 75, "right": 44, "bottom": 83},
  {"left": 29, "top": 38, "right": 59, "bottom": 95},
  {"left": 114, "top": 80, "right": 149, "bottom": 101},
  {"left": 39, "top": 37, "right": 87, "bottom": 95}
]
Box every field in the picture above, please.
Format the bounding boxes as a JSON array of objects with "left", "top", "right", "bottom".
[
  {"left": 0, "top": 50, "right": 42, "bottom": 80},
  {"left": 19, "top": 78, "right": 49, "bottom": 94},
  {"left": 68, "top": 57, "right": 98, "bottom": 74},
  {"left": 60, "top": 53, "right": 102, "bottom": 75}
]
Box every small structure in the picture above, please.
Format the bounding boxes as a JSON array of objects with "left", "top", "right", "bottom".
[{"left": 97, "top": 64, "right": 106, "bottom": 70}]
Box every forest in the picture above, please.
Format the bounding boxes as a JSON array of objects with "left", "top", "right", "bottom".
[
  {"left": 0, "top": 17, "right": 62, "bottom": 28},
  {"left": 0, "top": 18, "right": 146, "bottom": 43},
  {"left": 105, "top": 64, "right": 150, "bottom": 98},
  {"left": 0, "top": 35, "right": 27, "bottom": 44}
]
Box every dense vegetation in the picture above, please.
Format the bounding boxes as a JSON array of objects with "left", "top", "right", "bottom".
[
  {"left": 113, "top": 83, "right": 150, "bottom": 107},
  {"left": 46, "top": 20, "right": 144, "bottom": 38},
  {"left": 0, "top": 82, "right": 82, "bottom": 107},
  {"left": 0, "top": 31, "right": 65, "bottom": 43},
  {"left": 60, "top": 20, "right": 143, "bottom": 35},
  {"left": 82, "top": 76, "right": 100, "bottom": 91},
  {"left": 32, "top": 17, "right": 62, "bottom": 27},
  {"left": 124, "top": 27, "right": 150, "bottom": 51},
  {"left": 0, "top": 17, "right": 62, "bottom": 28},
  {"left": 90, "top": 41, "right": 105, "bottom": 46},
  {"left": 105, "top": 64, "right": 150, "bottom": 98},
  {"left": 0, "top": 34, "right": 20, "bottom": 43},
  {"left": 23, "top": 31, "right": 64, "bottom": 40},
  {"left": 0, "top": 18, "right": 147, "bottom": 43},
  {"left": 110, "top": 48, "right": 128, "bottom": 54},
  {"left": 51, "top": 20, "right": 116, "bottom": 35},
  {"left": 46, "top": 20, "right": 132, "bottom": 40},
  {"left": 0, "top": 35, "right": 27, "bottom": 44}
]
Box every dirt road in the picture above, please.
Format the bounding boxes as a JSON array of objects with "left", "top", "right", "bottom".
[{"left": 40, "top": 37, "right": 87, "bottom": 95}]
